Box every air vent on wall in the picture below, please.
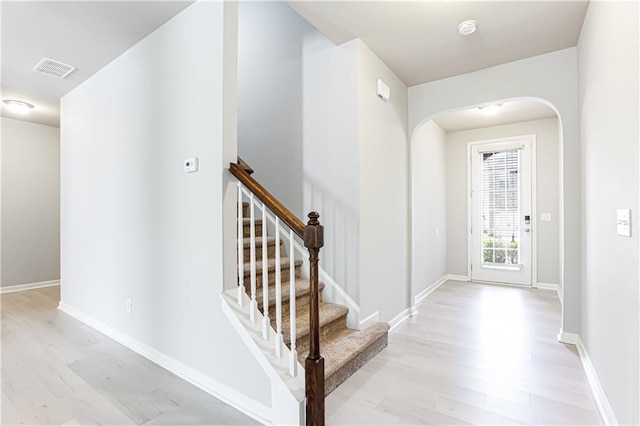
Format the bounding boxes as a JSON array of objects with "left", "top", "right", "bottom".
[{"left": 33, "top": 57, "right": 76, "bottom": 79}]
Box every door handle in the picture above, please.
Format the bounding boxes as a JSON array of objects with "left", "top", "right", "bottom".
[{"left": 525, "top": 228, "right": 530, "bottom": 233}]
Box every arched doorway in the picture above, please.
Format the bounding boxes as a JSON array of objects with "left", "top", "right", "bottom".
[{"left": 409, "top": 97, "right": 566, "bottom": 334}]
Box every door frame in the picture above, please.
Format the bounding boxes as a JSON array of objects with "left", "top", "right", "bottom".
[{"left": 466, "top": 134, "right": 537, "bottom": 286}]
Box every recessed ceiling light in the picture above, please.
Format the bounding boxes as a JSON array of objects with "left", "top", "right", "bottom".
[
  {"left": 479, "top": 104, "right": 502, "bottom": 116},
  {"left": 458, "top": 20, "right": 478, "bottom": 36},
  {"left": 2, "top": 99, "right": 35, "bottom": 115}
]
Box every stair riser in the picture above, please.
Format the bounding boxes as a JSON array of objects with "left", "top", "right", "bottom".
[
  {"left": 260, "top": 290, "right": 323, "bottom": 322},
  {"left": 324, "top": 332, "right": 389, "bottom": 396},
  {"left": 293, "top": 315, "right": 347, "bottom": 356},
  {"left": 243, "top": 264, "right": 302, "bottom": 288},
  {"left": 242, "top": 222, "right": 265, "bottom": 238},
  {"left": 242, "top": 241, "right": 280, "bottom": 262}
]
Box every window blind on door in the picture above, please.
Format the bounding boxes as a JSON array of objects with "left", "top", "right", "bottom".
[{"left": 481, "top": 150, "right": 520, "bottom": 265}]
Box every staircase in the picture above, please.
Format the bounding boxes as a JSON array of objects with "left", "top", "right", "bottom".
[{"left": 240, "top": 202, "right": 390, "bottom": 395}]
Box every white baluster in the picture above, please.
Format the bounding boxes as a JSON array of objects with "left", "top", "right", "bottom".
[
  {"left": 249, "top": 194, "right": 258, "bottom": 322},
  {"left": 237, "top": 183, "right": 244, "bottom": 306},
  {"left": 289, "top": 229, "right": 297, "bottom": 377},
  {"left": 262, "top": 203, "right": 270, "bottom": 340},
  {"left": 274, "top": 217, "right": 283, "bottom": 358}
]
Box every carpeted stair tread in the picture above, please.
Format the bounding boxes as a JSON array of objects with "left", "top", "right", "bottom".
[
  {"left": 298, "top": 322, "right": 390, "bottom": 395},
  {"left": 237, "top": 211, "right": 390, "bottom": 396},
  {"left": 242, "top": 257, "right": 302, "bottom": 275},
  {"left": 282, "top": 302, "right": 348, "bottom": 343},
  {"left": 242, "top": 236, "right": 277, "bottom": 247},
  {"left": 313, "top": 322, "right": 389, "bottom": 377},
  {"left": 256, "top": 279, "right": 325, "bottom": 307}
]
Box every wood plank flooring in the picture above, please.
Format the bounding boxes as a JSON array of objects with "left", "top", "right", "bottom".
[
  {"left": 1, "top": 286, "right": 260, "bottom": 425},
  {"left": 2, "top": 281, "right": 602, "bottom": 425},
  {"left": 326, "top": 280, "right": 602, "bottom": 425}
]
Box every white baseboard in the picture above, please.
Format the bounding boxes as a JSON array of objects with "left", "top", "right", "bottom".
[
  {"left": 576, "top": 336, "right": 619, "bottom": 425},
  {"left": 413, "top": 275, "right": 448, "bottom": 306},
  {"left": 57, "top": 302, "right": 271, "bottom": 425},
  {"left": 410, "top": 305, "right": 419, "bottom": 317},
  {"left": 359, "top": 311, "right": 379, "bottom": 330},
  {"left": 447, "top": 274, "right": 470, "bottom": 282},
  {"left": 1, "top": 279, "right": 60, "bottom": 294},
  {"left": 388, "top": 308, "right": 412, "bottom": 332},
  {"left": 389, "top": 274, "right": 462, "bottom": 331},
  {"left": 558, "top": 331, "right": 579, "bottom": 345},
  {"left": 535, "top": 282, "right": 562, "bottom": 305}
]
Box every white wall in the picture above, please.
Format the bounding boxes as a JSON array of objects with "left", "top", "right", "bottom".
[
  {"left": 237, "top": 4, "right": 365, "bottom": 309},
  {"left": 238, "top": 1, "right": 316, "bottom": 217},
  {"left": 578, "top": 1, "right": 639, "bottom": 423},
  {"left": 60, "top": 2, "right": 272, "bottom": 418},
  {"left": 302, "top": 36, "right": 360, "bottom": 300},
  {"left": 411, "top": 120, "right": 447, "bottom": 300},
  {"left": 302, "top": 37, "right": 410, "bottom": 322},
  {"left": 445, "top": 118, "right": 561, "bottom": 285},
  {"left": 409, "top": 48, "right": 581, "bottom": 335},
  {"left": 1, "top": 117, "right": 60, "bottom": 287},
  {"left": 357, "top": 41, "right": 410, "bottom": 322}
]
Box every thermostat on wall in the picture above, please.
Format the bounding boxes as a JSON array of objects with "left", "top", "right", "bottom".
[
  {"left": 617, "top": 209, "right": 631, "bottom": 237},
  {"left": 184, "top": 157, "right": 199, "bottom": 173}
]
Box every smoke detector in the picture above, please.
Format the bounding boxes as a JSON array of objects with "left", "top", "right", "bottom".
[
  {"left": 458, "top": 20, "right": 478, "bottom": 36},
  {"left": 33, "top": 58, "right": 76, "bottom": 79}
]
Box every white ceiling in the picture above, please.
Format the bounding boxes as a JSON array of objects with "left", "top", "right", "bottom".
[
  {"left": 1, "top": 1, "right": 193, "bottom": 127},
  {"left": 288, "top": 0, "right": 589, "bottom": 86},
  {"left": 1, "top": 1, "right": 588, "bottom": 129},
  {"left": 432, "top": 100, "right": 557, "bottom": 133}
]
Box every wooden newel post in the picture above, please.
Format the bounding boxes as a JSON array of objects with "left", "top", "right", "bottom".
[{"left": 303, "top": 211, "right": 325, "bottom": 426}]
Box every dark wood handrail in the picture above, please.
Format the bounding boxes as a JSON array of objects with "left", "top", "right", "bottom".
[
  {"left": 237, "top": 156, "right": 254, "bottom": 175},
  {"left": 229, "top": 157, "right": 325, "bottom": 426},
  {"left": 230, "top": 158, "right": 304, "bottom": 237}
]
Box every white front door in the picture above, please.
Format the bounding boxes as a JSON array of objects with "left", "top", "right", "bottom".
[{"left": 469, "top": 136, "right": 535, "bottom": 286}]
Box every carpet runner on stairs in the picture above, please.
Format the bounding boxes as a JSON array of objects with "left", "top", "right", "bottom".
[{"left": 241, "top": 203, "right": 390, "bottom": 395}]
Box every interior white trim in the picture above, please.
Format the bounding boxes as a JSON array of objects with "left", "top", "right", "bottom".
[
  {"left": 447, "top": 274, "right": 470, "bottom": 282},
  {"left": 57, "top": 302, "right": 271, "bottom": 425},
  {"left": 1, "top": 279, "right": 60, "bottom": 294},
  {"left": 413, "top": 274, "right": 448, "bottom": 307},
  {"left": 576, "top": 336, "right": 619, "bottom": 425},
  {"left": 535, "top": 282, "right": 562, "bottom": 305},
  {"left": 388, "top": 308, "right": 412, "bottom": 332},
  {"left": 359, "top": 311, "right": 380, "bottom": 330},
  {"left": 558, "top": 331, "right": 579, "bottom": 345}
]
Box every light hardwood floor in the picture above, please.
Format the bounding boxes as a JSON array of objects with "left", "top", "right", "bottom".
[
  {"left": 1, "top": 286, "right": 260, "bottom": 425},
  {"left": 326, "top": 280, "right": 602, "bottom": 425},
  {"left": 2, "top": 281, "right": 602, "bottom": 425}
]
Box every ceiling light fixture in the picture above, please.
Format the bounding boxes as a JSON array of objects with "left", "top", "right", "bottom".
[
  {"left": 479, "top": 104, "right": 502, "bottom": 116},
  {"left": 2, "top": 99, "right": 35, "bottom": 115},
  {"left": 458, "top": 20, "right": 478, "bottom": 36}
]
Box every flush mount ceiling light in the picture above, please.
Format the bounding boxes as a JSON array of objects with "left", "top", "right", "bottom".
[
  {"left": 479, "top": 104, "right": 502, "bottom": 116},
  {"left": 2, "top": 99, "right": 35, "bottom": 115},
  {"left": 458, "top": 19, "right": 478, "bottom": 36}
]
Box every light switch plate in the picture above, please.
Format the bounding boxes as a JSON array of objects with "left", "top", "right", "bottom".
[
  {"left": 541, "top": 213, "right": 552, "bottom": 222},
  {"left": 184, "top": 157, "right": 199, "bottom": 173},
  {"left": 617, "top": 209, "right": 631, "bottom": 237}
]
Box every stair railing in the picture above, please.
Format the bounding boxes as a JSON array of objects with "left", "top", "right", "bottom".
[{"left": 229, "top": 157, "right": 325, "bottom": 426}]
